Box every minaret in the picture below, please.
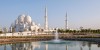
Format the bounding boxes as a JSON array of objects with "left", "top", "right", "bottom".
[
  {"left": 44, "top": 7, "right": 48, "bottom": 30},
  {"left": 65, "top": 12, "right": 68, "bottom": 29}
]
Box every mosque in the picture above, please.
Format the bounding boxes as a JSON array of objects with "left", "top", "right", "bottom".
[
  {"left": 9, "top": 7, "right": 54, "bottom": 33},
  {"left": 10, "top": 14, "right": 41, "bottom": 32}
]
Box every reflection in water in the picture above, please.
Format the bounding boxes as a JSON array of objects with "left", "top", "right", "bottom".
[
  {"left": 10, "top": 42, "right": 40, "bottom": 50},
  {"left": 45, "top": 44, "right": 48, "bottom": 50},
  {"left": 80, "top": 46, "right": 83, "bottom": 50},
  {"left": 98, "top": 44, "right": 100, "bottom": 47},
  {"left": 0, "top": 41, "right": 100, "bottom": 50},
  {"left": 4, "top": 45, "right": 6, "bottom": 50},
  {"left": 88, "top": 42, "right": 91, "bottom": 50},
  {"left": 82, "top": 41, "right": 87, "bottom": 47},
  {"left": 66, "top": 45, "right": 68, "bottom": 50}
]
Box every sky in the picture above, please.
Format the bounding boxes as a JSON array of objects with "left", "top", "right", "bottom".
[{"left": 0, "top": 0, "right": 100, "bottom": 29}]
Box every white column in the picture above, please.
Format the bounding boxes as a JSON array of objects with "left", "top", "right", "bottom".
[
  {"left": 44, "top": 7, "right": 48, "bottom": 31},
  {"left": 65, "top": 12, "right": 68, "bottom": 29}
]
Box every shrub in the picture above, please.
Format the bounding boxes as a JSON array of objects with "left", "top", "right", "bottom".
[{"left": 0, "top": 31, "right": 2, "bottom": 33}]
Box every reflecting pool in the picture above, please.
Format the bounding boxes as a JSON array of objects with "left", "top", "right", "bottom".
[{"left": 0, "top": 41, "right": 100, "bottom": 50}]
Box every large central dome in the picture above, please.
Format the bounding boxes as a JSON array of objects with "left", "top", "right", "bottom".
[
  {"left": 24, "top": 15, "right": 32, "bottom": 24},
  {"left": 17, "top": 14, "right": 32, "bottom": 24},
  {"left": 18, "top": 14, "right": 25, "bottom": 23}
]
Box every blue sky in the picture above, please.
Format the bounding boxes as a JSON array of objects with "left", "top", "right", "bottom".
[{"left": 0, "top": 0, "right": 100, "bottom": 29}]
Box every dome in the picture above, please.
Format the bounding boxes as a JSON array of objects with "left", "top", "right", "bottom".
[
  {"left": 24, "top": 15, "right": 32, "bottom": 24},
  {"left": 38, "top": 23, "right": 41, "bottom": 26},
  {"left": 15, "top": 19, "right": 18, "bottom": 24},
  {"left": 18, "top": 14, "right": 25, "bottom": 23},
  {"left": 11, "top": 23, "right": 15, "bottom": 28},
  {"left": 31, "top": 22, "right": 35, "bottom": 26}
]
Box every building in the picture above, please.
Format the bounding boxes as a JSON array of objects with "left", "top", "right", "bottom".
[
  {"left": 10, "top": 14, "right": 41, "bottom": 32},
  {"left": 9, "top": 7, "right": 55, "bottom": 33}
]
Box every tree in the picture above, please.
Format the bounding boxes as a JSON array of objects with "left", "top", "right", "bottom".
[
  {"left": 0, "top": 27, "right": 2, "bottom": 33},
  {"left": 3, "top": 27, "right": 8, "bottom": 38},
  {"left": 3, "top": 27, "right": 8, "bottom": 33}
]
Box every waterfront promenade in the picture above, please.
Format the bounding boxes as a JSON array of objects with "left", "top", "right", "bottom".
[{"left": 0, "top": 32, "right": 100, "bottom": 44}]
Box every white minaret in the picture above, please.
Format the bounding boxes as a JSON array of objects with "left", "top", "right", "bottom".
[
  {"left": 65, "top": 12, "right": 68, "bottom": 29},
  {"left": 44, "top": 7, "right": 48, "bottom": 30}
]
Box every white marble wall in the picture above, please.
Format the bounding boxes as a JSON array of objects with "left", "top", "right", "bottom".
[{"left": 0, "top": 31, "right": 49, "bottom": 36}]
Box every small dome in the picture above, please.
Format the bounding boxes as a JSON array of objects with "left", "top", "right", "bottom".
[
  {"left": 38, "top": 23, "right": 41, "bottom": 26},
  {"left": 15, "top": 19, "right": 18, "bottom": 24},
  {"left": 11, "top": 23, "right": 15, "bottom": 28},
  {"left": 18, "top": 14, "right": 25, "bottom": 23},
  {"left": 24, "top": 15, "right": 32, "bottom": 24},
  {"left": 31, "top": 22, "right": 35, "bottom": 26}
]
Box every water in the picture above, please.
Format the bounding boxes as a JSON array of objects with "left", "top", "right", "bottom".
[{"left": 0, "top": 41, "right": 100, "bottom": 50}]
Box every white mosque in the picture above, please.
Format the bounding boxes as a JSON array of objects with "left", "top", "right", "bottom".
[
  {"left": 9, "top": 7, "right": 55, "bottom": 33},
  {"left": 10, "top": 14, "right": 41, "bottom": 32}
]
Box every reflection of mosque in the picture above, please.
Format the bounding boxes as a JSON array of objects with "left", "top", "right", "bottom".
[
  {"left": 44, "top": 44, "right": 68, "bottom": 50},
  {"left": 3, "top": 42, "right": 100, "bottom": 50},
  {"left": 45, "top": 42, "right": 99, "bottom": 50},
  {"left": 45, "top": 44, "right": 48, "bottom": 50},
  {"left": 11, "top": 42, "right": 40, "bottom": 50},
  {"left": 9, "top": 42, "right": 68, "bottom": 50}
]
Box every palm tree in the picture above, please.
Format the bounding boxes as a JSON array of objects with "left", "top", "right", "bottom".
[
  {"left": 0, "top": 27, "right": 2, "bottom": 34},
  {"left": 3, "top": 27, "right": 8, "bottom": 38}
]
